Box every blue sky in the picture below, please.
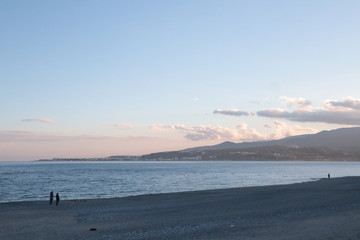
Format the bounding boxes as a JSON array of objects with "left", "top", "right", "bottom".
[{"left": 1, "top": 0, "right": 360, "bottom": 160}]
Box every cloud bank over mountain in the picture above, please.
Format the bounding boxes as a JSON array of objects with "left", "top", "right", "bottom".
[{"left": 150, "top": 122, "right": 316, "bottom": 142}]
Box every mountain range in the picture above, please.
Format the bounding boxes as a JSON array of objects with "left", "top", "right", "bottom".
[
  {"left": 40, "top": 127, "right": 360, "bottom": 162},
  {"left": 185, "top": 127, "right": 360, "bottom": 151},
  {"left": 141, "top": 127, "right": 360, "bottom": 161}
]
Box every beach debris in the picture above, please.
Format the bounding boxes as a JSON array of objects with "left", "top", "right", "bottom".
[{"left": 90, "top": 228, "right": 97, "bottom": 231}]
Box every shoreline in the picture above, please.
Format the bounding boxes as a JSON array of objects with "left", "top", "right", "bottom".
[
  {"left": 2, "top": 177, "right": 360, "bottom": 239},
  {"left": 1, "top": 159, "right": 359, "bottom": 162},
  {"left": 0, "top": 177, "right": 323, "bottom": 205}
]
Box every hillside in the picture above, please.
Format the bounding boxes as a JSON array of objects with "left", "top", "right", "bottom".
[
  {"left": 141, "top": 127, "right": 360, "bottom": 161},
  {"left": 185, "top": 127, "right": 360, "bottom": 151}
]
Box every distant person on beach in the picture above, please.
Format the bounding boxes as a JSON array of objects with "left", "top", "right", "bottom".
[
  {"left": 328, "top": 173, "right": 331, "bottom": 179},
  {"left": 49, "top": 191, "right": 54, "bottom": 205},
  {"left": 56, "top": 193, "right": 60, "bottom": 206}
]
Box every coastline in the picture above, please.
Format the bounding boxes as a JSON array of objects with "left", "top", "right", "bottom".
[{"left": 2, "top": 177, "right": 360, "bottom": 240}]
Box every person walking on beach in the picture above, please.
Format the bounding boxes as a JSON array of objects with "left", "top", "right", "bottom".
[
  {"left": 328, "top": 173, "right": 331, "bottom": 179},
  {"left": 49, "top": 191, "right": 54, "bottom": 205},
  {"left": 56, "top": 193, "right": 60, "bottom": 206}
]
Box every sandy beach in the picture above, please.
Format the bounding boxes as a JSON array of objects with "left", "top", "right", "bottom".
[{"left": 1, "top": 177, "right": 360, "bottom": 240}]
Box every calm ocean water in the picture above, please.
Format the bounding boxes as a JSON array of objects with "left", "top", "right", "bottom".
[{"left": 1, "top": 161, "right": 360, "bottom": 203}]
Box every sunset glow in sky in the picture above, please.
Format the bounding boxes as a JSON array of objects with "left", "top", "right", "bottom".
[{"left": 1, "top": 1, "right": 360, "bottom": 160}]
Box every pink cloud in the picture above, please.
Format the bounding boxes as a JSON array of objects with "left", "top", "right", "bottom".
[{"left": 22, "top": 118, "right": 56, "bottom": 124}]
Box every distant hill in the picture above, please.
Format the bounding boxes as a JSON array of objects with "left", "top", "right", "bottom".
[
  {"left": 185, "top": 127, "right": 360, "bottom": 151},
  {"left": 40, "top": 127, "right": 360, "bottom": 162},
  {"left": 141, "top": 127, "right": 360, "bottom": 161}
]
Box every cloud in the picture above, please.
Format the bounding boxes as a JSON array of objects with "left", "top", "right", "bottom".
[
  {"left": 107, "top": 123, "right": 134, "bottom": 129},
  {"left": 257, "top": 102, "right": 360, "bottom": 125},
  {"left": 151, "top": 121, "right": 318, "bottom": 142},
  {"left": 214, "top": 96, "right": 360, "bottom": 126},
  {"left": 150, "top": 124, "right": 189, "bottom": 132},
  {"left": 249, "top": 100, "right": 261, "bottom": 104},
  {"left": 213, "top": 109, "right": 251, "bottom": 117},
  {"left": 151, "top": 124, "right": 266, "bottom": 142},
  {"left": 325, "top": 96, "right": 360, "bottom": 110},
  {"left": 270, "top": 121, "right": 317, "bottom": 139},
  {"left": 279, "top": 96, "right": 312, "bottom": 108},
  {"left": 22, "top": 118, "right": 56, "bottom": 124}
]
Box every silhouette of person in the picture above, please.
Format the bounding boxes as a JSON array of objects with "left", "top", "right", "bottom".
[
  {"left": 50, "top": 191, "right": 54, "bottom": 205},
  {"left": 56, "top": 193, "right": 60, "bottom": 206},
  {"left": 328, "top": 173, "right": 330, "bottom": 179}
]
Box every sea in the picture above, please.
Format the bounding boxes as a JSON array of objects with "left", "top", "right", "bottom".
[{"left": 1, "top": 161, "right": 360, "bottom": 203}]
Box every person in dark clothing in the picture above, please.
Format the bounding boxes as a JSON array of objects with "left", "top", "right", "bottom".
[
  {"left": 56, "top": 193, "right": 60, "bottom": 206},
  {"left": 49, "top": 191, "right": 54, "bottom": 205},
  {"left": 328, "top": 173, "right": 331, "bottom": 179}
]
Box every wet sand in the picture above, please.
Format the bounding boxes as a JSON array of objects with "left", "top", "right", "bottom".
[{"left": 2, "top": 177, "right": 360, "bottom": 240}]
